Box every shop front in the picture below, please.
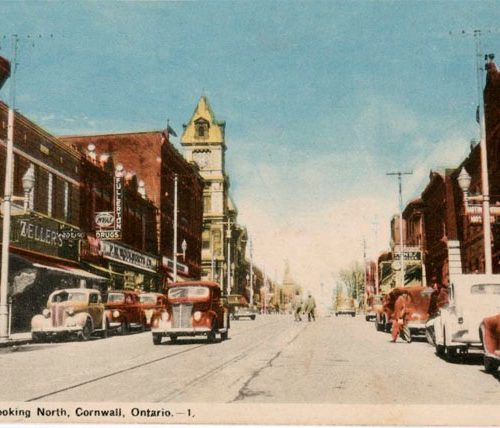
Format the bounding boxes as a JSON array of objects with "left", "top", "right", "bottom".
[
  {"left": 1, "top": 214, "right": 107, "bottom": 333},
  {"left": 97, "top": 240, "right": 160, "bottom": 292}
]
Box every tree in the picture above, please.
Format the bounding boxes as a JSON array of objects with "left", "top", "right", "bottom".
[{"left": 338, "top": 262, "right": 365, "bottom": 303}]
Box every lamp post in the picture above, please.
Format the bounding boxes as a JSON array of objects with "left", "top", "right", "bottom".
[
  {"left": 386, "top": 171, "right": 413, "bottom": 287},
  {"left": 249, "top": 238, "right": 253, "bottom": 305},
  {"left": 173, "top": 174, "right": 178, "bottom": 282},
  {"left": 22, "top": 165, "right": 35, "bottom": 212},
  {"left": 457, "top": 167, "right": 500, "bottom": 273},
  {"left": 225, "top": 219, "right": 232, "bottom": 294}
]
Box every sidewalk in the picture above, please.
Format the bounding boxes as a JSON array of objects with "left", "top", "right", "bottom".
[{"left": 0, "top": 332, "right": 32, "bottom": 348}]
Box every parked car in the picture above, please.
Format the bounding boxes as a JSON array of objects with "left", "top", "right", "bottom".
[
  {"left": 335, "top": 296, "right": 356, "bottom": 317},
  {"left": 425, "top": 274, "right": 500, "bottom": 360},
  {"left": 375, "top": 293, "right": 392, "bottom": 332},
  {"left": 374, "top": 286, "right": 431, "bottom": 336},
  {"left": 233, "top": 304, "right": 258, "bottom": 320},
  {"left": 104, "top": 290, "right": 146, "bottom": 335},
  {"left": 225, "top": 294, "right": 257, "bottom": 320},
  {"left": 31, "top": 288, "right": 107, "bottom": 342},
  {"left": 138, "top": 292, "right": 167, "bottom": 329},
  {"left": 151, "top": 281, "right": 230, "bottom": 344},
  {"left": 365, "top": 294, "right": 382, "bottom": 321},
  {"left": 480, "top": 313, "right": 500, "bottom": 373}
]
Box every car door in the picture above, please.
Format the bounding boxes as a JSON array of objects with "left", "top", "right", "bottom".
[{"left": 88, "top": 292, "right": 103, "bottom": 328}]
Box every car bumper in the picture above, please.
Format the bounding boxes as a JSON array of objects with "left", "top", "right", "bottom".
[
  {"left": 32, "top": 326, "right": 83, "bottom": 336},
  {"left": 407, "top": 322, "right": 427, "bottom": 335},
  {"left": 152, "top": 327, "right": 211, "bottom": 337}
]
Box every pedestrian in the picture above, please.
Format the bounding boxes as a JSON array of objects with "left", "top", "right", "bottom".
[
  {"left": 304, "top": 293, "right": 316, "bottom": 322},
  {"left": 293, "top": 298, "right": 303, "bottom": 321},
  {"left": 391, "top": 293, "right": 411, "bottom": 343}
]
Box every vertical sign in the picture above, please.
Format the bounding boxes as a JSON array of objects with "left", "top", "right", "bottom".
[{"left": 114, "top": 174, "right": 123, "bottom": 232}]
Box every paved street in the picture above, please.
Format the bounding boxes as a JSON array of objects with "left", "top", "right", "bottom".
[{"left": 0, "top": 314, "right": 498, "bottom": 403}]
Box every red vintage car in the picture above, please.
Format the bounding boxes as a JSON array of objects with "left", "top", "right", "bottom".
[
  {"left": 104, "top": 290, "right": 146, "bottom": 335},
  {"left": 480, "top": 313, "right": 500, "bottom": 373},
  {"left": 375, "top": 286, "right": 431, "bottom": 336},
  {"left": 138, "top": 292, "right": 167, "bottom": 329},
  {"left": 151, "top": 281, "right": 230, "bottom": 344}
]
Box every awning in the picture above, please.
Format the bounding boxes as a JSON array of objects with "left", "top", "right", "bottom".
[
  {"left": 83, "top": 263, "right": 124, "bottom": 277},
  {"left": 32, "top": 262, "right": 108, "bottom": 281}
]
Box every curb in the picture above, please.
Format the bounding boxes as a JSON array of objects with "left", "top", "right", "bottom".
[{"left": 0, "top": 339, "right": 32, "bottom": 348}]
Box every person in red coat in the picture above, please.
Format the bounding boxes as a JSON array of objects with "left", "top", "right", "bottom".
[{"left": 391, "top": 293, "right": 411, "bottom": 343}]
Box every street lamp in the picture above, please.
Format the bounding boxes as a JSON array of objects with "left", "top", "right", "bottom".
[
  {"left": 22, "top": 164, "right": 35, "bottom": 212},
  {"left": 457, "top": 167, "right": 500, "bottom": 273}
]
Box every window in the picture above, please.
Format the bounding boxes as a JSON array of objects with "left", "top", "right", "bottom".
[
  {"left": 213, "top": 229, "right": 222, "bottom": 256},
  {"left": 64, "top": 181, "right": 69, "bottom": 221},
  {"left": 203, "top": 194, "right": 211, "bottom": 213},
  {"left": 47, "top": 173, "right": 53, "bottom": 216},
  {"left": 202, "top": 229, "right": 210, "bottom": 249},
  {"left": 195, "top": 119, "right": 209, "bottom": 138}
]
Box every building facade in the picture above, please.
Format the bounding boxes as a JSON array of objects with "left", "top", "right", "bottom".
[
  {"left": 181, "top": 96, "right": 236, "bottom": 290},
  {"left": 60, "top": 131, "right": 204, "bottom": 282}
]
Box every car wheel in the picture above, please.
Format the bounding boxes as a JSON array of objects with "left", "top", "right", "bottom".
[
  {"left": 351, "top": 313, "right": 355, "bottom": 317},
  {"left": 118, "top": 321, "right": 128, "bottom": 336},
  {"left": 152, "top": 334, "right": 162, "bottom": 345},
  {"left": 221, "top": 330, "right": 228, "bottom": 341},
  {"left": 207, "top": 322, "right": 217, "bottom": 343},
  {"left": 484, "top": 356, "right": 499, "bottom": 373},
  {"left": 31, "top": 332, "right": 45, "bottom": 343},
  {"left": 251, "top": 315, "right": 256, "bottom": 320},
  {"left": 79, "top": 319, "right": 92, "bottom": 341},
  {"left": 101, "top": 319, "right": 109, "bottom": 339}
]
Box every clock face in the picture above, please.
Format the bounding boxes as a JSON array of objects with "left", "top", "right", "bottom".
[{"left": 194, "top": 151, "right": 209, "bottom": 168}]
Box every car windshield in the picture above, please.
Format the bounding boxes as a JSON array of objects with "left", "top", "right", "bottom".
[
  {"left": 168, "top": 286, "right": 210, "bottom": 299},
  {"left": 51, "top": 292, "right": 87, "bottom": 303},
  {"left": 106, "top": 293, "right": 125, "bottom": 303},
  {"left": 139, "top": 294, "right": 156, "bottom": 304},
  {"left": 471, "top": 284, "right": 500, "bottom": 295}
]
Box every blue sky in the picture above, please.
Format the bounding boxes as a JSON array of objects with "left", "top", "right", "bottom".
[{"left": 1, "top": 1, "right": 499, "bottom": 301}]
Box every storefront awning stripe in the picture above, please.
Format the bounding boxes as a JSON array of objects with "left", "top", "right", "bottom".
[{"left": 32, "top": 263, "right": 107, "bottom": 281}]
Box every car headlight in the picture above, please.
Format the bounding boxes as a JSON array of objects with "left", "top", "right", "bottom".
[
  {"left": 66, "top": 307, "right": 75, "bottom": 316},
  {"left": 193, "top": 311, "right": 202, "bottom": 321},
  {"left": 42, "top": 309, "right": 50, "bottom": 318},
  {"left": 113, "top": 310, "right": 120, "bottom": 318}
]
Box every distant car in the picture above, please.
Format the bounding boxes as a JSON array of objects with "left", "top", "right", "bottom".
[
  {"left": 31, "top": 288, "right": 108, "bottom": 342},
  {"left": 426, "top": 274, "right": 500, "bottom": 360},
  {"left": 233, "top": 304, "right": 258, "bottom": 320},
  {"left": 480, "top": 313, "right": 500, "bottom": 373},
  {"left": 151, "top": 281, "right": 230, "bottom": 344},
  {"left": 104, "top": 290, "right": 146, "bottom": 335},
  {"left": 365, "top": 294, "right": 382, "bottom": 321},
  {"left": 335, "top": 296, "right": 356, "bottom": 317},
  {"left": 138, "top": 292, "right": 167, "bottom": 330}
]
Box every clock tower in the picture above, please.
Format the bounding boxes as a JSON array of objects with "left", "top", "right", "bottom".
[{"left": 181, "top": 96, "right": 229, "bottom": 282}]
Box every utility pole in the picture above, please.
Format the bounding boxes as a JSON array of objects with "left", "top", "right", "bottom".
[
  {"left": 474, "top": 30, "right": 493, "bottom": 274},
  {"left": 363, "top": 237, "right": 367, "bottom": 310},
  {"left": 226, "top": 217, "right": 232, "bottom": 294},
  {"left": 0, "top": 35, "right": 17, "bottom": 342},
  {"left": 386, "top": 171, "right": 413, "bottom": 287},
  {"left": 173, "top": 174, "right": 178, "bottom": 282},
  {"left": 249, "top": 238, "right": 253, "bottom": 305}
]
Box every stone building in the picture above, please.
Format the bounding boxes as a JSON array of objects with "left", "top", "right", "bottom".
[{"left": 181, "top": 96, "right": 245, "bottom": 292}]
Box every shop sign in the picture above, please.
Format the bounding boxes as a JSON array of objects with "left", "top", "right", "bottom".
[
  {"left": 393, "top": 250, "right": 422, "bottom": 262},
  {"left": 162, "top": 256, "right": 189, "bottom": 275},
  {"left": 4, "top": 215, "right": 79, "bottom": 261},
  {"left": 100, "top": 241, "right": 158, "bottom": 273},
  {"left": 114, "top": 175, "right": 123, "bottom": 231},
  {"left": 94, "top": 211, "right": 115, "bottom": 228},
  {"left": 96, "top": 174, "right": 123, "bottom": 240}
]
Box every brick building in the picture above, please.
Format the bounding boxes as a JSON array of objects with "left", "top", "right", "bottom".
[
  {"left": 59, "top": 131, "right": 204, "bottom": 281},
  {"left": 0, "top": 101, "right": 106, "bottom": 332}
]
